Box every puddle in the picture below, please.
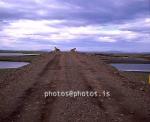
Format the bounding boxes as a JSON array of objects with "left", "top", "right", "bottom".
[
  {"left": 111, "top": 63, "right": 150, "bottom": 72},
  {"left": 0, "top": 61, "right": 30, "bottom": 69}
]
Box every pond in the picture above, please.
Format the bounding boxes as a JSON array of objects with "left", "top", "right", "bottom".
[
  {"left": 0, "top": 61, "right": 29, "bottom": 69},
  {"left": 0, "top": 53, "right": 39, "bottom": 56},
  {"left": 111, "top": 63, "right": 150, "bottom": 72}
]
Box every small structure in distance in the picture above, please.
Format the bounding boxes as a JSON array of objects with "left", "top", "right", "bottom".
[
  {"left": 70, "top": 48, "right": 76, "bottom": 52},
  {"left": 54, "top": 47, "right": 60, "bottom": 52}
]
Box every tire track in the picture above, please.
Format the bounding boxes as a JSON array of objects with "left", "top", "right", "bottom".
[
  {"left": 38, "top": 54, "right": 61, "bottom": 76},
  {"left": 75, "top": 53, "right": 150, "bottom": 122},
  {"left": 13, "top": 54, "right": 61, "bottom": 122},
  {"left": 1, "top": 52, "right": 150, "bottom": 122},
  {"left": 0, "top": 54, "right": 60, "bottom": 122},
  {"left": 44, "top": 53, "right": 109, "bottom": 122},
  {"left": 71, "top": 54, "right": 110, "bottom": 119},
  {"left": 73, "top": 54, "right": 133, "bottom": 121}
]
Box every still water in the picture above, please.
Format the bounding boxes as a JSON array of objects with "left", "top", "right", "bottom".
[
  {"left": 0, "top": 61, "right": 29, "bottom": 69},
  {"left": 111, "top": 63, "right": 150, "bottom": 72}
]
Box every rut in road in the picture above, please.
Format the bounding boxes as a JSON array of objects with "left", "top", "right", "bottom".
[
  {"left": 0, "top": 53, "right": 61, "bottom": 122},
  {"left": 12, "top": 54, "right": 62, "bottom": 122},
  {"left": 41, "top": 53, "right": 110, "bottom": 122},
  {"left": 74, "top": 53, "right": 150, "bottom": 122}
]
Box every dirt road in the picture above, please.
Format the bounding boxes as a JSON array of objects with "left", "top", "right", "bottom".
[{"left": 0, "top": 52, "right": 150, "bottom": 122}]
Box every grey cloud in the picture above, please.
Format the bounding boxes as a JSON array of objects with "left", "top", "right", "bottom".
[
  {"left": 0, "top": 0, "right": 149, "bottom": 24},
  {"left": 0, "top": 0, "right": 150, "bottom": 51}
]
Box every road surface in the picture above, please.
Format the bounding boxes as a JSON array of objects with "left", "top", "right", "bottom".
[{"left": 0, "top": 52, "right": 150, "bottom": 122}]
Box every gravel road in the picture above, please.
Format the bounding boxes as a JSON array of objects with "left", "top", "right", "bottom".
[{"left": 0, "top": 52, "right": 150, "bottom": 122}]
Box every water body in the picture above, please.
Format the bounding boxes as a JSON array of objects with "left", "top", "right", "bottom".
[
  {"left": 0, "top": 53, "right": 39, "bottom": 56},
  {"left": 0, "top": 61, "right": 29, "bottom": 69},
  {"left": 111, "top": 63, "right": 150, "bottom": 72},
  {"left": 110, "top": 58, "right": 149, "bottom": 64}
]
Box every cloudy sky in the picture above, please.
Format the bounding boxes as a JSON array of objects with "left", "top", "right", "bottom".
[{"left": 0, "top": 0, "right": 150, "bottom": 52}]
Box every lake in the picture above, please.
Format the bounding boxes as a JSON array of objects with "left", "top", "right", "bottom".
[
  {"left": 111, "top": 63, "right": 150, "bottom": 72},
  {"left": 0, "top": 61, "right": 29, "bottom": 69},
  {"left": 0, "top": 53, "right": 39, "bottom": 56}
]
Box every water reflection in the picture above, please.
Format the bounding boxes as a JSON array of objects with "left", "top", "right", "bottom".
[
  {"left": 0, "top": 61, "right": 29, "bottom": 69},
  {"left": 111, "top": 63, "right": 150, "bottom": 72}
]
